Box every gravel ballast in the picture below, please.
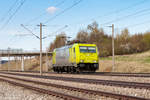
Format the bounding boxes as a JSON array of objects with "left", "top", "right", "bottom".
[
  {"left": 0, "top": 81, "right": 62, "bottom": 100},
  {"left": 0, "top": 73, "right": 149, "bottom": 99},
  {"left": 0, "top": 76, "right": 116, "bottom": 100}
]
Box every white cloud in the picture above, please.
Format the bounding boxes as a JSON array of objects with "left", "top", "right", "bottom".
[{"left": 46, "top": 6, "right": 58, "bottom": 14}]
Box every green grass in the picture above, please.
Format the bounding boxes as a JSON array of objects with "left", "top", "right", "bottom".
[
  {"left": 101, "top": 56, "right": 131, "bottom": 61},
  {"left": 143, "top": 57, "right": 150, "bottom": 63},
  {"left": 100, "top": 57, "right": 112, "bottom": 60}
]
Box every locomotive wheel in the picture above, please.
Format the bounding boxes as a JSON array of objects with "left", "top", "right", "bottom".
[
  {"left": 73, "top": 68, "right": 76, "bottom": 73},
  {"left": 68, "top": 67, "right": 72, "bottom": 73},
  {"left": 57, "top": 67, "right": 60, "bottom": 73},
  {"left": 71, "top": 66, "right": 74, "bottom": 73},
  {"left": 53, "top": 67, "right": 55, "bottom": 72},
  {"left": 69, "top": 67, "right": 72, "bottom": 73},
  {"left": 76, "top": 68, "right": 80, "bottom": 73},
  {"left": 66, "top": 66, "right": 70, "bottom": 73},
  {"left": 60, "top": 67, "right": 63, "bottom": 73},
  {"left": 56, "top": 67, "right": 59, "bottom": 73},
  {"left": 64, "top": 66, "right": 67, "bottom": 72},
  {"left": 66, "top": 66, "right": 69, "bottom": 73}
]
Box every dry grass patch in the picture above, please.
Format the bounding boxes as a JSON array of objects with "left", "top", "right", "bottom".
[
  {"left": 99, "top": 60, "right": 150, "bottom": 73},
  {"left": 0, "top": 57, "right": 50, "bottom": 72},
  {"left": 99, "top": 50, "right": 150, "bottom": 73}
]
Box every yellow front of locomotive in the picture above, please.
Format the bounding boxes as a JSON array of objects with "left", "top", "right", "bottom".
[{"left": 77, "top": 44, "right": 99, "bottom": 71}]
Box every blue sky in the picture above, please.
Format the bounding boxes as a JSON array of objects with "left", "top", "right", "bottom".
[{"left": 0, "top": 0, "right": 150, "bottom": 51}]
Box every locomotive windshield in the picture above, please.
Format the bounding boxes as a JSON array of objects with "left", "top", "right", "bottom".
[{"left": 80, "top": 46, "right": 96, "bottom": 53}]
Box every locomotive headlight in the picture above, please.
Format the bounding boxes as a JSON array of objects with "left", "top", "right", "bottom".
[
  {"left": 80, "top": 60, "right": 84, "bottom": 63},
  {"left": 93, "top": 60, "right": 97, "bottom": 63}
]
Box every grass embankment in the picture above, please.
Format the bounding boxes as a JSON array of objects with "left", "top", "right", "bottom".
[{"left": 99, "top": 50, "right": 150, "bottom": 73}]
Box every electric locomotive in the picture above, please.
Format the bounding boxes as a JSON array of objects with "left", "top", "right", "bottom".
[{"left": 52, "top": 43, "right": 99, "bottom": 73}]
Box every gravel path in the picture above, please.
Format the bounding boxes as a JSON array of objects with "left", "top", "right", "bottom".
[
  {"left": 0, "top": 73, "right": 149, "bottom": 99},
  {"left": 0, "top": 81, "right": 62, "bottom": 100}
]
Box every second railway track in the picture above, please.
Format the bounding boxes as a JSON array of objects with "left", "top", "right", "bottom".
[
  {"left": 2, "top": 70, "right": 150, "bottom": 77},
  {"left": 1, "top": 71, "right": 150, "bottom": 90}
]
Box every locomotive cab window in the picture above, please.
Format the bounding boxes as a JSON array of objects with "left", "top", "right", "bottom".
[
  {"left": 88, "top": 47, "right": 96, "bottom": 53},
  {"left": 80, "top": 46, "right": 88, "bottom": 53},
  {"left": 80, "top": 46, "right": 96, "bottom": 53}
]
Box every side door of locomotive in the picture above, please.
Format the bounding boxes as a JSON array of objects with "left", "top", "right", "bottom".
[{"left": 72, "top": 47, "right": 76, "bottom": 63}]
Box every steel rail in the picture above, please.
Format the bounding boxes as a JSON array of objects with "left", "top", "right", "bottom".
[
  {"left": 0, "top": 72, "right": 149, "bottom": 90},
  {"left": 0, "top": 77, "right": 86, "bottom": 100},
  {"left": 1, "top": 70, "right": 150, "bottom": 77}
]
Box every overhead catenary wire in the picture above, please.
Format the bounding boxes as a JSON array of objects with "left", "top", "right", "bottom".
[
  {"left": 21, "top": 24, "right": 40, "bottom": 39},
  {"left": 0, "top": 0, "right": 19, "bottom": 22},
  {"left": 101, "top": 7, "right": 150, "bottom": 25},
  {"left": 20, "top": 24, "right": 68, "bottom": 39},
  {"left": 95, "top": 0, "right": 148, "bottom": 21},
  {"left": 125, "top": 20, "right": 150, "bottom": 28},
  {"left": 15, "top": 34, "right": 32, "bottom": 37},
  {"left": 0, "top": 0, "right": 27, "bottom": 30},
  {"left": 42, "top": 25, "right": 68, "bottom": 39},
  {"left": 109, "top": 0, "right": 148, "bottom": 14},
  {"left": 44, "top": 0, "right": 83, "bottom": 24},
  {"left": 69, "top": 0, "right": 148, "bottom": 26},
  {"left": 116, "top": 11, "right": 150, "bottom": 28}
]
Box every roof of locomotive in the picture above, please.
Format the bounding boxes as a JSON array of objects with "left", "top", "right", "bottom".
[
  {"left": 77, "top": 43, "right": 96, "bottom": 46},
  {"left": 54, "top": 45, "right": 72, "bottom": 51},
  {"left": 54, "top": 43, "right": 96, "bottom": 52}
]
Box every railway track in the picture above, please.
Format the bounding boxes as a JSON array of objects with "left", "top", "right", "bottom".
[
  {"left": 85, "top": 72, "right": 150, "bottom": 77},
  {"left": 0, "top": 78, "right": 85, "bottom": 100},
  {"left": 2, "top": 70, "right": 150, "bottom": 77},
  {"left": 0, "top": 74, "right": 148, "bottom": 100},
  {"left": 0, "top": 71, "right": 150, "bottom": 90}
]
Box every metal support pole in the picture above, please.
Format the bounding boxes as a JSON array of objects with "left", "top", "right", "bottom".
[
  {"left": 112, "top": 24, "right": 115, "bottom": 72},
  {"left": 8, "top": 49, "right": 10, "bottom": 72},
  {"left": 8, "top": 55, "right": 10, "bottom": 72},
  {"left": 17, "top": 56, "right": 19, "bottom": 70},
  {"left": 21, "top": 55, "right": 24, "bottom": 71},
  {"left": 0, "top": 51, "right": 1, "bottom": 68},
  {"left": 15, "top": 56, "right": 17, "bottom": 70},
  {"left": 46, "top": 51, "right": 48, "bottom": 72},
  {"left": 0, "top": 57, "right": 1, "bottom": 68},
  {"left": 30, "top": 56, "right": 31, "bottom": 65},
  {"left": 40, "top": 23, "right": 43, "bottom": 75}
]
